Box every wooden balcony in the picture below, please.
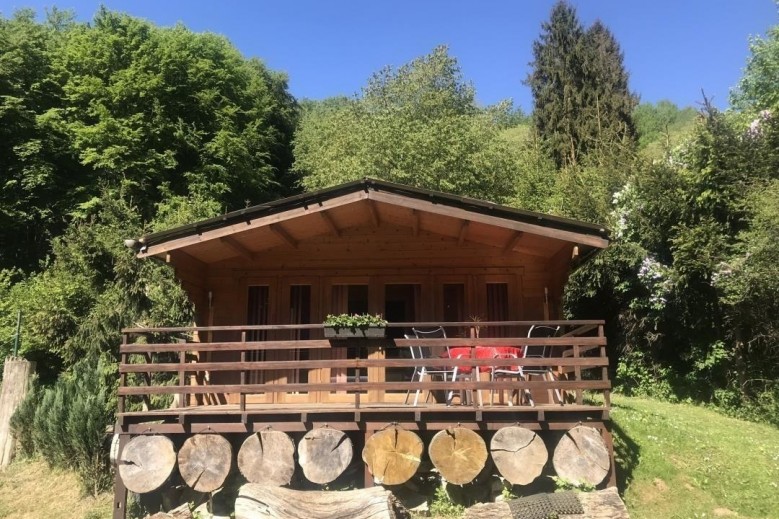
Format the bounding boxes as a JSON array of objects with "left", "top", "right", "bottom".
[{"left": 117, "top": 320, "right": 610, "bottom": 434}]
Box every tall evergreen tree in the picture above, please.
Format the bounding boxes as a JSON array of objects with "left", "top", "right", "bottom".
[
  {"left": 526, "top": 2, "right": 636, "bottom": 167},
  {"left": 526, "top": 1, "right": 584, "bottom": 167},
  {"left": 579, "top": 21, "right": 638, "bottom": 156}
]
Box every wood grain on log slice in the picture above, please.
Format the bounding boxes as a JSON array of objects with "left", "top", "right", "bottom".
[
  {"left": 552, "top": 426, "right": 610, "bottom": 487},
  {"left": 118, "top": 435, "right": 176, "bottom": 494},
  {"left": 362, "top": 427, "right": 423, "bottom": 485},
  {"left": 238, "top": 431, "right": 295, "bottom": 486},
  {"left": 429, "top": 427, "right": 488, "bottom": 485},
  {"left": 462, "top": 487, "right": 629, "bottom": 519},
  {"left": 489, "top": 426, "right": 548, "bottom": 486},
  {"left": 235, "top": 484, "right": 407, "bottom": 519},
  {"left": 297, "top": 427, "right": 353, "bottom": 485},
  {"left": 178, "top": 434, "right": 233, "bottom": 492}
]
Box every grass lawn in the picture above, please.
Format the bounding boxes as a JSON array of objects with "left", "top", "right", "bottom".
[
  {"left": 0, "top": 395, "right": 777, "bottom": 518},
  {"left": 0, "top": 457, "right": 112, "bottom": 519},
  {"left": 612, "top": 395, "right": 779, "bottom": 518}
]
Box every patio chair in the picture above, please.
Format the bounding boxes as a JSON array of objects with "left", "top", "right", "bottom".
[
  {"left": 405, "top": 327, "right": 462, "bottom": 406},
  {"left": 522, "top": 325, "right": 562, "bottom": 405}
]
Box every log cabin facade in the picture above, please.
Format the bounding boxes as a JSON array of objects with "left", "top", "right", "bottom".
[{"left": 113, "top": 178, "right": 615, "bottom": 516}]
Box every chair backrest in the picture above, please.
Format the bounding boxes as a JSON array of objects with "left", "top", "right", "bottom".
[
  {"left": 524, "top": 325, "right": 560, "bottom": 358},
  {"left": 412, "top": 327, "right": 446, "bottom": 358},
  {"left": 404, "top": 334, "right": 422, "bottom": 360}
]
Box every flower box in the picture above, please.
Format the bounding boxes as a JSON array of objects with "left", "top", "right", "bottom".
[{"left": 323, "top": 326, "right": 387, "bottom": 339}]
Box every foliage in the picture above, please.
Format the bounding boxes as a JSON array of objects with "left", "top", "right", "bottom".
[
  {"left": 0, "top": 8, "right": 298, "bottom": 273},
  {"left": 323, "top": 313, "right": 388, "bottom": 329},
  {"left": 731, "top": 9, "right": 779, "bottom": 111},
  {"left": 12, "top": 354, "right": 115, "bottom": 496},
  {"left": 294, "top": 46, "right": 534, "bottom": 204},
  {"left": 8, "top": 373, "right": 40, "bottom": 458},
  {"left": 550, "top": 475, "right": 595, "bottom": 492},
  {"left": 428, "top": 482, "right": 465, "bottom": 518},
  {"left": 632, "top": 100, "right": 698, "bottom": 156},
  {"left": 526, "top": 2, "right": 636, "bottom": 168}
]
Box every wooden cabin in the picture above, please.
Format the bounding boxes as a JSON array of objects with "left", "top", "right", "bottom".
[{"left": 113, "top": 179, "right": 614, "bottom": 517}]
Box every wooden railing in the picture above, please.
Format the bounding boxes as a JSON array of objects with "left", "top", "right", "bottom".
[{"left": 117, "top": 321, "right": 609, "bottom": 415}]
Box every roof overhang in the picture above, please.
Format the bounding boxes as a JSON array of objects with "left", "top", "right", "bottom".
[{"left": 134, "top": 178, "right": 610, "bottom": 262}]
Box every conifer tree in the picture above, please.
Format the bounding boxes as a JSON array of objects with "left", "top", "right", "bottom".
[{"left": 526, "top": 2, "right": 637, "bottom": 166}]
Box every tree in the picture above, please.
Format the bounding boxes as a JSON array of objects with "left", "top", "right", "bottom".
[
  {"left": 731, "top": 14, "right": 779, "bottom": 111},
  {"left": 526, "top": 1, "right": 585, "bottom": 167},
  {"left": 294, "top": 46, "right": 530, "bottom": 204},
  {"left": 526, "top": 3, "right": 637, "bottom": 167}
]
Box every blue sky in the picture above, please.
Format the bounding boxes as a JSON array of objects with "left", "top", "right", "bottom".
[{"left": 1, "top": 0, "right": 775, "bottom": 111}]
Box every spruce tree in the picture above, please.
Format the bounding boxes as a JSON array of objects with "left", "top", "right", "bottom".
[
  {"left": 526, "top": 2, "right": 637, "bottom": 167},
  {"left": 580, "top": 21, "right": 638, "bottom": 155},
  {"left": 526, "top": 1, "right": 585, "bottom": 167}
]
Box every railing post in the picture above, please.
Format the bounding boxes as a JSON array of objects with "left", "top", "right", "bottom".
[
  {"left": 240, "top": 331, "right": 247, "bottom": 413},
  {"left": 178, "top": 348, "right": 186, "bottom": 408},
  {"left": 573, "top": 344, "right": 583, "bottom": 405},
  {"left": 118, "top": 334, "right": 127, "bottom": 415},
  {"left": 599, "top": 324, "right": 611, "bottom": 410}
]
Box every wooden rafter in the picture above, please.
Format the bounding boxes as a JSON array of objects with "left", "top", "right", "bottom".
[
  {"left": 457, "top": 220, "right": 470, "bottom": 246},
  {"left": 503, "top": 231, "right": 524, "bottom": 254},
  {"left": 220, "top": 236, "right": 256, "bottom": 261},
  {"left": 366, "top": 200, "right": 380, "bottom": 228},
  {"left": 269, "top": 223, "right": 298, "bottom": 249},
  {"left": 319, "top": 211, "right": 341, "bottom": 237},
  {"left": 411, "top": 209, "right": 420, "bottom": 237}
]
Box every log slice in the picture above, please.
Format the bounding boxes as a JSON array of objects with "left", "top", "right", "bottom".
[
  {"left": 552, "top": 426, "right": 610, "bottom": 487},
  {"left": 178, "top": 434, "right": 233, "bottom": 492},
  {"left": 238, "top": 431, "right": 296, "bottom": 486},
  {"left": 490, "top": 426, "right": 548, "bottom": 486},
  {"left": 297, "top": 428, "right": 353, "bottom": 485},
  {"left": 118, "top": 435, "right": 176, "bottom": 494},
  {"left": 429, "top": 427, "right": 487, "bottom": 485},
  {"left": 362, "top": 427, "right": 423, "bottom": 485}
]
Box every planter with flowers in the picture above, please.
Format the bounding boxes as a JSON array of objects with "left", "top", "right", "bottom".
[{"left": 323, "top": 313, "right": 388, "bottom": 339}]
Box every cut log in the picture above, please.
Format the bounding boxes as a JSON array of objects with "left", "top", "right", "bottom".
[
  {"left": 118, "top": 435, "right": 177, "bottom": 494},
  {"left": 238, "top": 430, "right": 296, "bottom": 486},
  {"left": 362, "top": 426, "right": 423, "bottom": 485},
  {"left": 428, "top": 427, "right": 488, "bottom": 485},
  {"left": 553, "top": 426, "right": 610, "bottom": 487},
  {"left": 463, "top": 487, "right": 629, "bottom": 519},
  {"left": 235, "top": 484, "right": 407, "bottom": 519},
  {"left": 489, "top": 426, "right": 548, "bottom": 485},
  {"left": 178, "top": 434, "right": 233, "bottom": 492},
  {"left": 297, "top": 427, "right": 353, "bottom": 485}
]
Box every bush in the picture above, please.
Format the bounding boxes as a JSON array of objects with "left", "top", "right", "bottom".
[
  {"left": 11, "top": 354, "right": 114, "bottom": 496},
  {"left": 8, "top": 374, "right": 40, "bottom": 458}
]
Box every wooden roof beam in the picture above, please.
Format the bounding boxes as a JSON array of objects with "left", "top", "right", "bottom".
[
  {"left": 457, "top": 220, "right": 470, "bottom": 246},
  {"left": 503, "top": 231, "right": 525, "bottom": 254},
  {"left": 411, "top": 209, "right": 420, "bottom": 237},
  {"left": 269, "top": 223, "right": 298, "bottom": 249},
  {"left": 367, "top": 200, "right": 380, "bottom": 228},
  {"left": 220, "top": 236, "right": 256, "bottom": 261},
  {"left": 319, "top": 210, "right": 341, "bottom": 237}
]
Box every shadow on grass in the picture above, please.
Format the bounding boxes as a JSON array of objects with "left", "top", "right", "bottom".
[{"left": 610, "top": 403, "right": 641, "bottom": 494}]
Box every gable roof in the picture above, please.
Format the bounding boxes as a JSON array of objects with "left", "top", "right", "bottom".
[{"left": 135, "top": 178, "right": 610, "bottom": 258}]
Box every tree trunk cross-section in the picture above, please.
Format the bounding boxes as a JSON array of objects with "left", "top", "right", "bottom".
[
  {"left": 178, "top": 434, "right": 233, "bottom": 492},
  {"left": 238, "top": 430, "right": 296, "bottom": 486},
  {"left": 463, "top": 487, "right": 629, "bottom": 519},
  {"left": 362, "top": 427, "right": 423, "bottom": 486},
  {"left": 489, "top": 426, "right": 548, "bottom": 486},
  {"left": 235, "top": 484, "right": 408, "bottom": 519},
  {"left": 297, "top": 427, "right": 353, "bottom": 485},
  {"left": 118, "top": 435, "right": 177, "bottom": 494},
  {"left": 553, "top": 426, "right": 610, "bottom": 487},
  {"left": 429, "top": 427, "right": 488, "bottom": 485}
]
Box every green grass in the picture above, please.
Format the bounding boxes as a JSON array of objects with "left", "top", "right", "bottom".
[{"left": 612, "top": 395, "right": 779, "bottom": 518}]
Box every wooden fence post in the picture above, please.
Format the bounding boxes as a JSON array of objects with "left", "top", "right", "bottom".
[{"left": 0, "top": 357, "right": 35, "bottom": 468}]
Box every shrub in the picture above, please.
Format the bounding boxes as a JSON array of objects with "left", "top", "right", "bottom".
[
  {"left": 8, "top": 374, "right": 41, "bottom": 458},
  {"left": 11, "top": 354, "right": 114, "bottom": 496}
]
